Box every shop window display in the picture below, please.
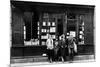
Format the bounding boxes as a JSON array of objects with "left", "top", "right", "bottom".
[
  {"left": 78, "top": 15, "right": 85, "bottom": 45},
  {"left": 24, "top": 12, "right": 40, "bottom": 46},
  {"left": 41, "top": 13, "right": 56, "bottom": 45}
]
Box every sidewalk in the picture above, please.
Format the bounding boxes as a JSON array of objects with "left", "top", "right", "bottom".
[{"left": 10, "top": 55, "right": 95, "bottom": 67}]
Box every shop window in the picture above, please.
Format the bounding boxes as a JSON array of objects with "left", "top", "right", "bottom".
[
  {"left": 24, "top": 26, "right": 26, "bottom": 44},
  {"left": 78, "top": 15, "right": 85, "bottom": 45},
  {"left": 67, "top": 13, "right": 77, "bottom": 38},
  {"left": 41, "top": 13, "right": 56, "bottom": 45},
  {"left": 24, "top": 12, "right": 40, "bottom": 46}
]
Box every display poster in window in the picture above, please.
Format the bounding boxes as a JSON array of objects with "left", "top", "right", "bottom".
[
  {"left": 52, "top": 22, "right": 55, "bottom": 26},
  {"left": 50, "top": 27, "right": 56, "bottom": 32},
  {"left": 43, "top": 22, "right": 46, "bottom": 26},
  {"left": 41, "top": 35, "right": 48, "bottom": 39},
  {"left": 47, "top": 22, "right": 51, "bottom": 26},
  {"left": 70, "top": 31, "right": 76, "bottom": 37}
]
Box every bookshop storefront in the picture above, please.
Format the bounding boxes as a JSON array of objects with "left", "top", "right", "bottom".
[{"left": 11, "top": 1, "right": 95, "bottom": 57}]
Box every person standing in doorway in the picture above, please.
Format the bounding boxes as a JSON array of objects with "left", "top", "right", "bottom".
[{"left": 46, "top": 34, "right": 54, "bottom": 63}]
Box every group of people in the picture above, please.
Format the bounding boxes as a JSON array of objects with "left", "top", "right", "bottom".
[{"left": 46, "top": 34, "right": 77, "bottom": 63}]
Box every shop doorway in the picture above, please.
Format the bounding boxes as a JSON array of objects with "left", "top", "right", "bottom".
[
  {"left": 66, "top": 13, "right": 78, "bottom": 41},
  {"left": 57, "top": 19, "right": 63, "bottom": 36},
  {"left": 67, "top": 20, "right": 77, "bottom": 37}
]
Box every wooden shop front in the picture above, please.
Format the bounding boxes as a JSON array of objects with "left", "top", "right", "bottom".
[{"left": 11, "top": 1, "right": 95, "bottom": 57}]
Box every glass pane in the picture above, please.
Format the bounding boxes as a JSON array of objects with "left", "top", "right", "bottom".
[{"left": 78, "top": 15, "right": 85, "bottom": 45}]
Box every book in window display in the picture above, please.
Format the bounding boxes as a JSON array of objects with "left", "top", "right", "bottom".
[
  {"left": 37, "top": 31, "right": 39, "bottom": 35},
  {"left": 41, "top": 29, "right": 46, "bottom": 32},
  {"left": 47, "top": 22, "right": 51, "bottom": 26},
  {"left": 32, "top": 39, "right": 39, "bottom": 45},
  {"left": 70, "top": 31, "right": 76, "bottom": 37},
  {"left": 41, "top": 36, "right": 44, "bottom": 39},
  {"left": 24, "top": 41, "right": 32, "bottom": 46},
  {"left": 41, "top": 35, "right": 48, "bottom": 39},
  {"left": 80, "top": 31, "right": 83, "bottom": 34},
  {"left": 82, "top": 27, "right": 84, "bottom": 31},
  {"left": 51, "top": 35, "right": 56, "bottom": 39},
  {"left": 43, "top": 21, "right": 46, "bottom": 26},
  {"left": 47, "top": 29, "right": 50, "bottom": 33},
  {"left": 44, "top": 29, "right": 46, "bottom": 32},
  {"left": 52, "top": 22, "right": 56, "bottom": 26},
  {"left": 41, "top": 41, "right": 46, "bottom": 45},
  {"left": 67, "top": 33, "right": 70, "bottom": 35},
  {"left": 50, "top": 27, "right": 56, "bottom": 32},
  {"left": 37, "top": 27, "right": 40, "bottom": 30},
  {"left": 41, "top": 29, "right": 43, "bottom": 32},
  {"left": 38, "top": 22, "right": 40, "bottom": 26},
  {"left": 79, "top": 35, "right": 82, "bottom": 39}
]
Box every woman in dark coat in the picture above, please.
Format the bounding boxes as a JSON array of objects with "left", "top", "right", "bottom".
[{"left": 59, "top": 35, "right": 67, "bottom": 62}]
